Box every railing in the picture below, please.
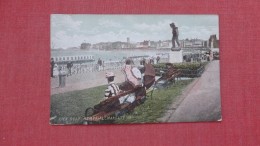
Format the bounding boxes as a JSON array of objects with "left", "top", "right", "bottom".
[
  {"left": 53, "top": 59, "right": 164, "bottom": 76},
  {"left": 70, "top": 62, "right": 125, "bottom": 74},
  {"left": 53, "top": 61, "right": 127, "bottom": 76}
]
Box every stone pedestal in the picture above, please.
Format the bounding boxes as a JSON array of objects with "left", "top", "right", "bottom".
[{"left": 168, "top": 50, "right": 183, "bottom": 63}]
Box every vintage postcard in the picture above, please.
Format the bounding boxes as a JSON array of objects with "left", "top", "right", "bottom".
[{"left": 50, "top": 15, "right": 221, "bottom": 125}]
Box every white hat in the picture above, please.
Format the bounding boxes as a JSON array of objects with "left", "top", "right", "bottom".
[{"left": 105, "top": 72, "right": 115, "bottom": 78}]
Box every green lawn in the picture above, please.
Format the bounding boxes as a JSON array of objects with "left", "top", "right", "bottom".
[
  {"left": 115, "top": 79, "right": 193, "bottom": 124},
  {"left": 50, "top": 85, "right": 107, "bottom": 124},
  {"left": 50, "top": 79, "right": 193, "bottom": 125}
]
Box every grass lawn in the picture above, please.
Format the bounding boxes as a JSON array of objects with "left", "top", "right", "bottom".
[
  {"left": 50, "top": 79, "right": 193, "bottom": 125},
  {"left": 50, "top": 85, "right": 107, "bottom": 124},
  {"left": 115, "top": 79, "right": 193, "bottom": 124}
]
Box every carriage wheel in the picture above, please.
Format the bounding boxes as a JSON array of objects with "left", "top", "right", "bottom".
[{"left": 85, "top": 107, "right": 95, "bottom": 117}]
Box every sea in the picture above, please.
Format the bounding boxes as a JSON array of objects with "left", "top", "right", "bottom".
[{"left": 51, "top": 49, "right": 170, "bottom": 62}]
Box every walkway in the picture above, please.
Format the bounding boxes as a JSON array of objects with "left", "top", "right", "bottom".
[{"left": 161, "top": 60, "right": 221, "bottom": 122}]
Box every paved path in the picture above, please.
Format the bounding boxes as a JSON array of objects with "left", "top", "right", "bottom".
[
  {"left": 51, "top": 69, "right": 125, "bottom": 95},
  {"left": 162, "top": 60, "right": 221, "bottom": 122}
]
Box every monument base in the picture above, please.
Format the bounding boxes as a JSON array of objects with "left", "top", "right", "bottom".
[
  {"left": 171, "top": 47, "right": 182, "bottom": 51},
  {"left": 168, "top": 49, "right": 183, "bottom": 63}
]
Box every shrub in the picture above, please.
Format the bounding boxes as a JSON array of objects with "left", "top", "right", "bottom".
[{"left": 153, "top": 62, "right": 208, "bottom": 78}]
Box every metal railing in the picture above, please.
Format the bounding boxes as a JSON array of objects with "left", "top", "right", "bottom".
[{"left": 53, "top": 61, "right": 129, "bottom": 76}]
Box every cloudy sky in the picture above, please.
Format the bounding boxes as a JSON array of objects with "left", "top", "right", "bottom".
[{"left": 51, "top": 15, "right": 219, "bottom": 49}]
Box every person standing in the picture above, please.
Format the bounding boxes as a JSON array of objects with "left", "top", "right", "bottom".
[
  {"left": 170, "top": 22, "right": 180, "bottom": 49},
  {"left": 58, "top": 66, "right": 66, "bottom": 87},
  {"left": 97, "top": 58, "right": 102, "bottom": 71},
  {"left": 50, "top": 58, "right": 55, "bottom": 77},
  {"left": 102, "top": 60, "right": 105, "bottom": 71},
  {"left": 141, "top": 58, "right": 145, "bottom": 65},
  {"left": 156, "top": 56, "right": 160, "bottom": 64},
  {"left": 150, "top": 57, "right": 154, "bottom": 64},
  {"left": 67, "top": 62, "right": 73, "bottom": 76}
]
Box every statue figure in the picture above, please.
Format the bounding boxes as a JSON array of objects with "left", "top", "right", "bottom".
[{"left": 170, "top": 22, "right": 180, "bottom": 50}]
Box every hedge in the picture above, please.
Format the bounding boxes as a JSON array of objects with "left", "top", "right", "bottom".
[{"left": 153, "top": 62, "right": 208, "bottom": 78}]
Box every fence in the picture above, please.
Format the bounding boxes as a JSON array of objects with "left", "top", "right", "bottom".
[
  {"left": 53, "top": 61, "right": 129, "bottom": 76},
  {"left": 53, "top": 58, "right": 166, "bottom": 76}
]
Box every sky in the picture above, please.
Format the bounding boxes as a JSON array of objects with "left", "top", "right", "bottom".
[{"left": 51, "top": 15, "right": 219, "bottom": 49}]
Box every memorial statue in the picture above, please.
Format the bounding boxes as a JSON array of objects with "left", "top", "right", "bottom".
[{"left": 170, "top": 22, "right": 180, "bottom": 51}]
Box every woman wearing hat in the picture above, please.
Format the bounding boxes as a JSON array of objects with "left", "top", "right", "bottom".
[{"left": 120, "top": 58, "right": 142, "bottom": 91}]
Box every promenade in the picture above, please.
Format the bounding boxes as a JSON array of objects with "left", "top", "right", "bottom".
[
  {"left": 51, "top": 69, "right": 126, "bottom": 95},
  {"left": 51, "top": 60, "right": 150, "bottom": 95},
  {"left": 161, "top": 60, "right": 221, "bottom": 122}
]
